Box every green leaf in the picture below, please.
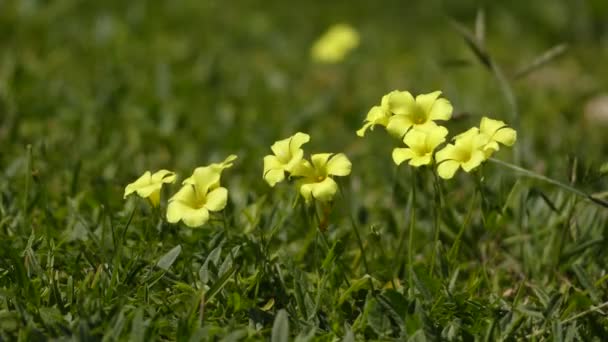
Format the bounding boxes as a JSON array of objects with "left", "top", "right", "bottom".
[
  {"left": 572, "top": 264, "right": 601, "bottom": 303},
  {"left": 271, "top": 309, "right": 289, "bottom": 342},
  {"left": 129, "top": 309, "right": 145, "bottom": 342},
  {"left": 338, "top": 275, "right": 373, "bottom": 305},
  {"left": 156, "top": 245, "right": 182, "bottom": 271}
]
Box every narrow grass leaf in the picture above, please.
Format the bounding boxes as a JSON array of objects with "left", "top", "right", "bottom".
[
  {"left": 156, "top": 245, "right": 182, "bottom": 271},
  {"left": 572, "top": 264, "right": 601, "bottom": 303},
  {"left": 271, "top": 309, "right": 289, "bottom": 342},
  {"left": 514, "top": 44, "right": 568, "bottom": 79}
]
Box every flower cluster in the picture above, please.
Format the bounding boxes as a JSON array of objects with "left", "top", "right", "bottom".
[
  {"left": 263, "top": 133, "right": 352, "bottom": 203},
  {"left": 124, "top": 90, "right": 517, "bottom": 229},
  {"left": 357, "top": 90, "right": 517, "bottom": 179},
  {"left": 124, "top": 155, "right": 237, "bottom": 228}
]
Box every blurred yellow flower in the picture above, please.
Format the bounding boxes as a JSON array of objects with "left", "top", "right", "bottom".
[
  {"left": 311, "top": 24, "right": 359, "bottom": 63},
  {"left": 292, "top": 153, "right": 352, "bottom": 203},
  {"left": 386, "top": 90, "right": 453, "bottom": 138},
  {"left": 124, "top": 170, "right": 176, "bottom": 207},
  {"left": 435, "top": 128, "right": 487, "bottom": 179},
  {"left": 166, "top": 155, "right": 236, "bottom": 228},
  {"left": 263, "top": 132, "right": 310, "bottom": 187},
  {"left": 356, "top": 92, "right": 396, "bottom": 137},
  {"left": 392, "top": 125, "right": 448, "bottom": 167}
]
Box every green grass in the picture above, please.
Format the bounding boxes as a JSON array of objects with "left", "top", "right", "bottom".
[{"left": 1, "top": 0, "right": 608, "bottom": 340}]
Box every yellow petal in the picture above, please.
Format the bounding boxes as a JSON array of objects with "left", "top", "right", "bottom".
[
  {"left": 437, "top": 160, "right": 461, "bottom": 179},
  {"left": 299, "top": 182, "right": 314, "bottom": 203},
  {"left": 167, "top": 201, "right": 209, "bottom": 228},
  {"left": 264, "top": 169, "right": 285, "bottom": 187},
  {"left": 169, "top": 184, "right": 198, "bottom": 204},
  {"left": 263, "top": 155, "right": 283, "bottom": 174},
  {"left": 403, "top": 130, "right": 428, "bottom": 153},
  {"left": 151, "top": 170, "right": 177, "bottom": 184},
  {"left": 289, "top": 132, "right": 311, "bottom": 156},
  {"left": 283, "top": 149, "right": 304, "bottom": 172},
  {"left": 483, "top": 141, "right": 500, "bottom": 154},
  {"left": 386, "top": 115, "right": 414, "bottom": 138},
  {"left": 205, "top": 187, "right": 228, "bottom": 212},
  {"left": 148, "top": 190, "right": 161, "bottom": 207},
  {"left": 462, "top": 150, "right": 486, "bottom": 172},
  {"left": 493, "top": 127, "right": 517, "bottom": 146},
  {"left": 310, "top": 177, "right": 338, "bottom": 202},
  {"left": 311, "top": 153, "right": 332, "bottom": 170},
  {"left": 428, "top": 98, "right": 453, "bottom": 121},
  {"left": 426, "top": 125, "right": 449, "bottom": 149},
  {"left": 135, "top": 183, "right": 162, "bottom": 199},
  {"left": 184, "top": 167, "right": 221, "bottom": 196},
  {"left": 392, "top": 148, "right": 414, "bottom": 166},
  {"left": 356, "top": 122, "right": 373, "bottom": 137},
  {"left": 326, "top": 153, "right": 352, "bottom": 176},
  {"left": 479, "top": 117, "right": 506, "bottom": 136},
  {"left": 409, "top": 154, "right": 432, "bottom": 167},
  {"left": 415, "top": 91, "right": 442, "bottom": 114},
  {"left": 124, "top": 171, "right": 152, "bottom": 198},
  {"left": 290, "top": 159, "right": 315, "bottom": 178},
  {"left": 214, "top": 154, "right": 238, "bottom": 170},
  {"left": 453, "top": 127, "right": 480, "bottom": 142},
  {"left": 388, "top": 91, "right": 415, "bottom": 115},
  {"left": 435, "top": 144, "right": 457, "bottom": 163}
]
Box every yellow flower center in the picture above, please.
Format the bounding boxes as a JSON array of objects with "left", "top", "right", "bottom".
[
  {"left": 316, "top": 175, "right": 325, "bottom": 182},
  {"left": 412, "top": 106, "right": 427, "bottom": 125},
  {"left": 192, "top": 191, "right": 208, "bottom": 209}
]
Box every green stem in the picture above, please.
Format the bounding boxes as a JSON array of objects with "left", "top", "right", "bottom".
[
  {"left": 489, "top": 158, "right": 608, "bottom": 208},
  {"left": 429, "top": 168, "right": 443, "bottom": 276},
  {"left": 311, "top": 202, "right": 351, "bottom": 287},
  {"left": 408, "top": 169, "right": 417, "bottom": 288},
  {"left": 449, "top": 191, "right": 477, "bottom": 259},
  {"left": 336, "top": 181, "right": 373, "bottom": 291}
]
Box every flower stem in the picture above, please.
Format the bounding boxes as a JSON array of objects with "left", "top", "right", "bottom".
[
  {"left": 489, "top": 158, "right": 608, "bottom": 208},
  {"left": 449, "top": 191, "right": 477, "bottom": 259},
  {"left": 429, "top": 168, "right": 443, "bottom": 276},
  {"left": 408, "top": 169, "right": 417, "bottom": 289}
]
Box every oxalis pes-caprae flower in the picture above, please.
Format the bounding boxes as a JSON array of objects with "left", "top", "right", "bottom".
[
  {"left": 263, "top": 132, "right": 352, "bottom": 204},
  {"left": 357, "top": 90, "right": 517, "bottom": 178}
]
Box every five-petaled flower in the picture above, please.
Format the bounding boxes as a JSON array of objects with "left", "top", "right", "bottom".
[
  {"left": 393, "top": 125, "right": 448, "bottom": 167},
  {"left": 435, "top": 128, "right": 487, "bottom": 179},
  {"left": 477, "top": 116, "right": 517, "bottom": 157},
  {"left": 386, "top": 90, "right": 453, "bottom": 139},
  {"left": 291, "top": 153, "right": 352, "bottom": 203},
  {"left": 311, "top": 24, "right": 359, "bottom": 63},
  {"left": 124, "top": 170, "right": 176, "bottom": 207},
  {"left": 263, "top": 132, "right": 310, "bottom": 187},
  {"left": 166, "top": 155, "right": 236, "bottom": 228}
]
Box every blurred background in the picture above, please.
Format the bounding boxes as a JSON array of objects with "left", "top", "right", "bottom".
[{"left": 1, "top": 0, "right": 607, "bottom": 207}]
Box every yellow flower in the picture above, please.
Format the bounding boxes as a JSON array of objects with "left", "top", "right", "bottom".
[
  {"left": 311, "top": 24, "right": 359, "bottom": 63},
  {"left": 124, "top": 170, "right": 176, "bottom": 207},
  {"left": 478, "top": 116, "right": 517, "bottom": 156},
  {"left": 356, "top": 92, "right": 396, "bottom": 137},
  {"left": 166, "top": 155, "right": 236, "bottom": 228},
  {"left": 291, "top": 153, "right": 352, "bottom": 203},
  {"left": 392, "top": 125, "right": 448, "bottom": 167},
  {"left": 386, "top": 90, "right": 453, "bottom": 138},
  {"left": 263, "top": 133, "right": 310, "bottom": 187},
  {"left": 435, "top": 128, "right": 487, "bottom": 179}
]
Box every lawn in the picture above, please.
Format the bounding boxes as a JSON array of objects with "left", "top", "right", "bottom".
[{"left": 1, "top": 0, "right": 608, "bottom": 340}]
